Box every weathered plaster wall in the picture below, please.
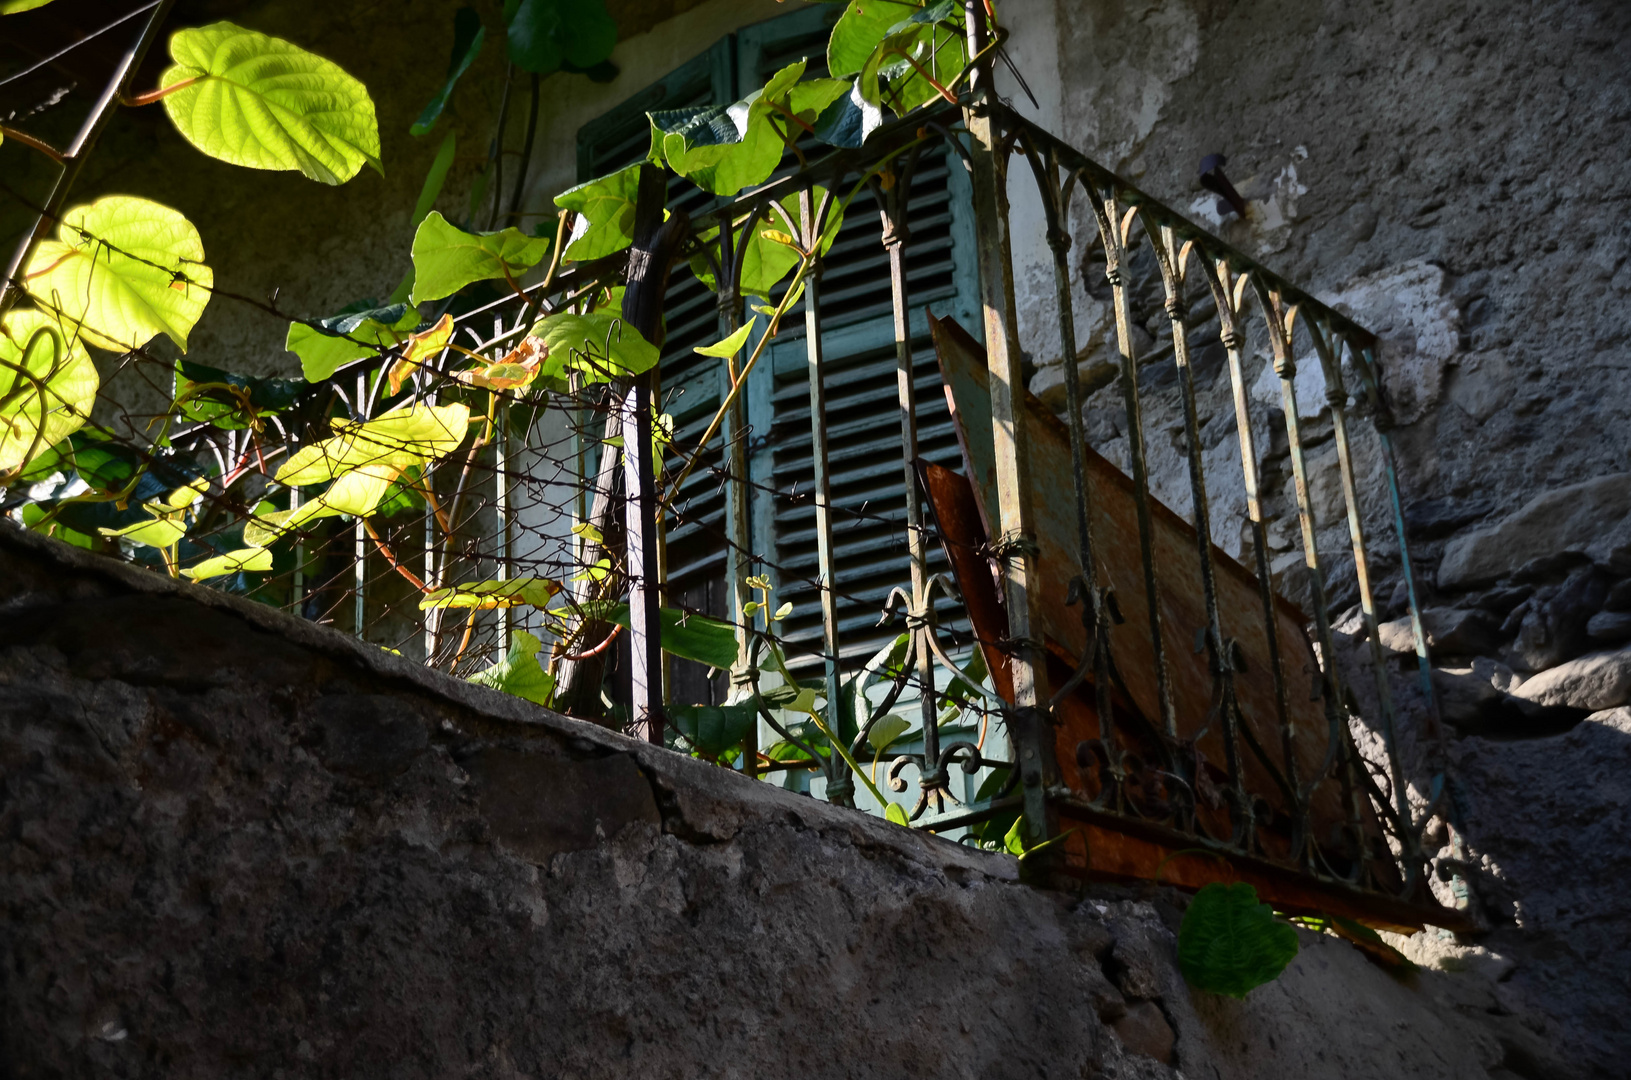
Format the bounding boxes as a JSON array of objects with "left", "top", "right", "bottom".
[
  {"left": 988, "top": 3, "right": 1631, "bottom": 1077},
  {"left": 0, "top": 524, "right": 1554, "bottom": 1080}
]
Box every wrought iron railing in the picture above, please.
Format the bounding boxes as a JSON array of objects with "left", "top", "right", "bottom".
[{"left": 3, "top": 8, "right": 1471, "bottom": 932}]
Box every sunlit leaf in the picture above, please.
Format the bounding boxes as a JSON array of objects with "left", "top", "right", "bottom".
[
  {"left": 1, "top": 0, "right": 59, "bottom": 13},
  {"left": 411, "top": 7, "right": 484, "bottom": 136},
  {"left": 276, "top": 402, "right": 470, "bottom": 486},
  {"left": 286, "top": 302, "right": 419, "bottom": 383},
  {"left": 694, "top": 323, "right": 752, "bottom": 359},
  {"left": 419, "top": 576, "right": 562, "bottom": 610},
  {"left": 1178, "top": 883, "right": 1301, "bottom": 998},
  {"left": 160, "top": 21, "right": 382, "bottom": 185},
  {"left": 553, "top": 164, "right": 641, "bottom": 262},
  {"left": 529, "top": 310, "right": 657, "bottom": 380},
  {"left": 828, "top": 0, "right": 919, "bottom": 78},
  {"left": 387, "top": 312, "right": 454, "bottom": 394},
  {"left": 182, "top": 546, "right": 274, "bottom": 580},
  {"left": 24, "top": 195, "right": 212, "bottom": 352},
  {"left": 867, "top": 714, "right": 911, "bottom": 754},
  {"left": 455, "top": 335, "right": 556, "bottom": 390},
  {"left": 96, "top": 480, "right": 205, "bottom": 549},
  {"left": 0, "top": 310, "right": 97, "bottom": 476},
  {"left": 409, "top": 212, "right": 551, "bottom": 304},
  {"left": 885, "top": 802, "right": 910, "bottom": 826},
  {"left": 736, "top": 187, "right": 844, "bottom": 300},
  {"left": 467, "top": 629, "right": 554, "bottom": 706}
]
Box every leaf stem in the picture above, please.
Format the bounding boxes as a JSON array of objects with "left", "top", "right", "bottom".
[
  {"left": 122, "top": 76, "right": 201, "bottom": 107},
  {"left": 0, "top": 125, "right": 65, "bottom": 163}
]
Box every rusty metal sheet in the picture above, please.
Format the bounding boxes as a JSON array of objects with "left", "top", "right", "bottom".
[{"left": 928, "top": 314, "right": 1350, "bottom": 854}]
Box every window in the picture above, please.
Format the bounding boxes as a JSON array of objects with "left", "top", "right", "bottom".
[{"left": 575, "top": 7, "right": 983, "bottom": 711}]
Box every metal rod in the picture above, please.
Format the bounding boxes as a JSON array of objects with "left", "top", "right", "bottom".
[
  {"left": 0, "top": 0, "right": 178, "bottom": 317},
  {"left": 877, "top": 151, "right": 947, "bottom": 817},
  {"left": 1085, "top": 184, "right": 1179, "bottom": 744},
  {"left": 1153, "top": 224, "right": 1250, "bottom": 845},
  {"left": 800, "top": 188, "right": 851, "bottom": 807},
  {"left": 964, "top": 1, "right": 1055, "bottom": 854},
  {"left": 1201, "top": 258, "right": 1305, "bottom": 861}
]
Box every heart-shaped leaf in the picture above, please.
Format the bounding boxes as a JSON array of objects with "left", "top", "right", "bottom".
[
  {"left": 276, "top": 402, "right": 470, "bottom": 486},
  {"left": 467, "top": 629, "right": 555, "bottom": 705},
  {"left": 0, "top": 309, "right": 98, "bottom": 476},
  {"left": 411, "top": 7, "right": 484, "bottom": 136},
  {"left": 286, "top": 302, "right": 420, "bottom": 383},
  {"left": 182, "top": 546, "right": 274, "bottom": 580},
  {"left": 419, "top": 577, "right": 562, "bottom": 610},
  {"left": 25, "top": 195, "right": 212, "bottom": 352},
  {"left": 1178, "top": 882, "right": 1301, "bottom": 998},
  {"left": 506, "top": 0, "right": 617, "bottom": 76},
  {"left": 160, "top": 21, "right": 381, "bottom": 185},
  {"left": 174, "top": 358, "right": 302, "bottom": 431},
  {"left": 529, "top": 310, "right": 657, "bottom": 380},
  {"left": 670, "top": 701, "right": 756, "bottom": 760},
  {"left": 828, "top": 0, "right": 919, "bottom": 78},
  {"left": 409, "top": 212, "right": 552, "bottom": 304},
  {"left": 597, "top": 602, "right": 738, "bottom": 670},
  {"left": 553, "top": 164, "right": 641, "bottom": 262},
  {"left": 866, "top": 714, "right": 911, "bottom": 754}
]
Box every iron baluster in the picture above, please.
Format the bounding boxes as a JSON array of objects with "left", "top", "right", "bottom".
[
  {"left": 964, "top": 2, "right": 1057, "bottom": 857},
  {"left": 1020, "top": 138, "right": 1127, "bottom": 812},
  {"left": 1198, "top": 257, "right": 1307, "bottom": 865},
  {"left": 1255, "top": 283, "right": 1367, "bottom": 883},
  {"left": 794, "top": 187, "right": 852, "bottom": 807}
]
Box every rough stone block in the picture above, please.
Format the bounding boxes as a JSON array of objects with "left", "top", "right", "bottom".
[
  {"left": 1510, "top": 646, "right": 1631, "bottom": 710},
  {"left": 1438, "top": 474, "right": 1631, "bottom": 589}
]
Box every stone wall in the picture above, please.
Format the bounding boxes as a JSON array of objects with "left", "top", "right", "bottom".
[
  {"left": 989, "top": 4, "right": 1631, "bottom": 1075},
  {"left": 0, "top": 525, "right": 1558, "bottom": 1079}
]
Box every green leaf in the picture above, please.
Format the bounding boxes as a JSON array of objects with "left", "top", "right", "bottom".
[
  {"left": 880, "top": 22, "right": 964, "bottom": 114},
  {"left": 529, "top": 310, "right": 657, "bottom": 380},
  {"left": 0, "top": 310, "right": 97, "bottom": 476},
  {"left": 1, "top": 0, "right": 58, "bottom": 13},
  {"left": 884, "top": 802, "right": 910, "bottom": 827},
  {"left": 24, "top": 195, "right": 212, "bottom": 352},
  {"left": 286, "top": 302, "right": 419, "bottom": 383},
  {"left": 276, "top": 402, "right": 470, "bottom": 486},
  {"left": 1002, "top": 815, "right": 1026, "bottom": 856},
  {"left": 693, "top": 323, "right": 753, "bottom": 359},
  {"left": 419, "top": 577, "right": 562, "bottom": 610},
  {"left": 736, "top": 186, "right": 844, "bottom": 300},
  {"left": 467, "top": 630, "right": 555, "bottom": 706},
  {"left": 160, "top": 21, "right": 382, "bottom": 185},
  {"left": 670, "top": 701, "right": 755, "bottom": 760},
  {"left": 410, "top": 131, "right": 458, "bottom": 231},
  {"left": 174, "top": 358, "right": 302, "bottom": 431},
  {"left": 602, "top": 603, "right": 737, "bottom": 670},
  {"left": 182, "top": 546, "right": 274, "bottom": 580},
  {"left": 411, "top": 7, "right": 484, "bottom": 136},
  {"left": 553, "top": 164, "right": 641, "bottom": 262},
  {"left": 1178, "top": 883, "right": 1301, "bottom": 999},
  {"left": 409, "top": 212, "right": 551, "bottom": 304},
  {"left": 866, "top": 713, "right": 911, "bottom": 754},
  {"left": 829, "top": 0, "right": 919, "bottom": 77},
  {"left": 507, "top": 0, "right": 617, "bottom": 76},
  {"left": 96, "top": 479, "right": 205, "bottom": 549},
  {"left": 811, "top": 81, "right": 882, "bottom": 148},
  {"left": 387, "top": 313, "right": 455, "bottom": 394}
]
